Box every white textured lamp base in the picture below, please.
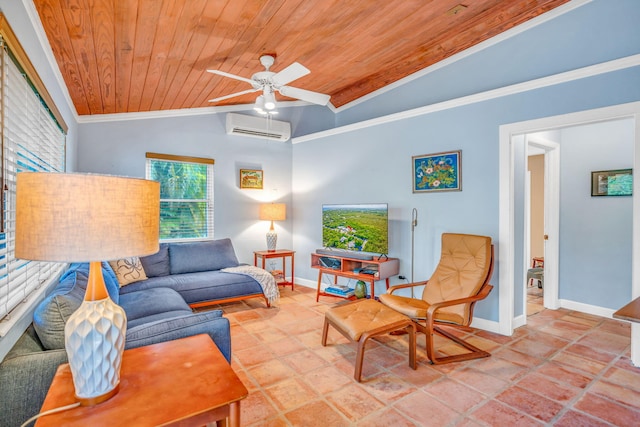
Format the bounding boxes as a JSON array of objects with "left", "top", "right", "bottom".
[
  {"left": 266, "top": 230, "right": 278, "bottom": 252},
  {"left": 64, "top": 297, "right": 127, "bottom": 406}
]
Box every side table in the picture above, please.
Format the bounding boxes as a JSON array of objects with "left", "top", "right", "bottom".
[
  {"left": 35, "top": 334, "right": 248, "bottom": 426},
  {"left": 254, "top": 249, "right": 295, "bottom": 290}
]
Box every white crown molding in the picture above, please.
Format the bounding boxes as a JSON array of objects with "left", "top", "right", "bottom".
[
  {"left": 75, "top": 100, "right": 308, "bottom": 124},
  {"left": 292, "top": 54, "right": 640, "bottom": 144},
  {"left": 334, "top": 0, "right": 594, "bottom": 113}
]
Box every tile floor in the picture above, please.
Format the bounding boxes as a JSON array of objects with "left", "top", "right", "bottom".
[{"left": 206, "top": 285, "right": 639, "bottom": 426}]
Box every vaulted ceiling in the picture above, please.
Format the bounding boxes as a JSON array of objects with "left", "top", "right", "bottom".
[{"left": 33, "top": 0, "right": 571, "bottom": 116}]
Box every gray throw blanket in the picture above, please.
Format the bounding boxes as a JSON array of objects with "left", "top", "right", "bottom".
[{"left": 222, "top": 265, "right": 280, "bottom": 304}]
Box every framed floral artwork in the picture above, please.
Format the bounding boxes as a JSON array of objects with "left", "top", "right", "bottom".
[
  {"left": 412, "top": 150, "right": 461, "bottom": 193},
  {"left": 239, "top": 169, "right": 263, "bottom": 189}
]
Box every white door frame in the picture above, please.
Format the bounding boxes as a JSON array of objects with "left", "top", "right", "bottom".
[{"left": 498, "top": 102, "right": 640, "bottom": 347}]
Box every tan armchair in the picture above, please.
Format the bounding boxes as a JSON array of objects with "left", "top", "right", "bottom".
[{"left": 379, "top": 233, "right": 494, "bottom": 364}]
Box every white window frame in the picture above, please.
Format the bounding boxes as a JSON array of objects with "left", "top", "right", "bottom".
[
  {"left": 0, "top": 15, "right": 68, "bottom": 336},
  {"left": 145, "top": 152, "right": 214, "bottom": 242}
]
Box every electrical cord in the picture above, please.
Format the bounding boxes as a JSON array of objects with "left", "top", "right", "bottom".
[{"left": 20, "top": 402, "right": 81, "bottom": 427}]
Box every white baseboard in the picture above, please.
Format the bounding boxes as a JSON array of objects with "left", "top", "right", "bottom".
[
  {"left": 558, "top": 299, "right": 615, "bottom": 319},
  {"left": 295, "top": 278, "right": 317, "bottom": 289},
  {"left": 470, "top": 317, "right": 501, "bottom": 335},
  {"left": 512, "top": 314, "right": 527, "bottom": 330}
]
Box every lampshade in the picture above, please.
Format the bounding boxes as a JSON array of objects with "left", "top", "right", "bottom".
[
  {"left": 259, "top": 203, "right": 286, "bottom": 221},
  {"left": 16, "top": 172, "right": 159, "bottom": 262},
  {"left": 15, "top": 172, "right": 160, "bottom": 406}
]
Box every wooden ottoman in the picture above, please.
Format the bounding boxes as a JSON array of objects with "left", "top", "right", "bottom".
[{"left": 322, "top": 299, "right": 416, "bottom": 382}]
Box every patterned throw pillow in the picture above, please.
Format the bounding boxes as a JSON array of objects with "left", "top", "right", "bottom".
[{"left": 108, "top": 257, "right": 148, "bottom": 286}]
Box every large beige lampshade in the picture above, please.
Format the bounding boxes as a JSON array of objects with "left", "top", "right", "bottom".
[
  {"left": 16, "top": 172, "right": 160, "bottom": 262},
  {"left": 15, "top": 172, "right": 160, "bottom": 406}
]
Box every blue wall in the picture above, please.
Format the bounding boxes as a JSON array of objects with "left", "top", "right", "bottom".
[
  {"left": 76, "top": 112, "right": 304, "bottom": 263},
  {"left": 559, "top": 119, "right": 634, "bottom": 308}
]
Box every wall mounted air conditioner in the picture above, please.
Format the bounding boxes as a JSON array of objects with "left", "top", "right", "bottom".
[{"left": 226, "top": 113, "right": 291, "bottom": 141}]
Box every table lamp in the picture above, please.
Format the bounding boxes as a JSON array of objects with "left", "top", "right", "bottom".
[
  {"left": 15, "top": 172, "right": 159, "bottom": 406},
  {"left": 259, "top": 203, "right": 286, "bottom": 252}
]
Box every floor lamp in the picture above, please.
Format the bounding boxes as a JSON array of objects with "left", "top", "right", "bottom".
[
  {"left": 15, "top": 172, "right": 159, "bottom": 406},
  {"left": 411, "top": 208, "right": 418, "bottom": 298}
]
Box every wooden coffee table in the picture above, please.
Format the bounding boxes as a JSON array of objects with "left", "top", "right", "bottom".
[{"left": 35, "top": 334, "right": 248, "bottom": 426}]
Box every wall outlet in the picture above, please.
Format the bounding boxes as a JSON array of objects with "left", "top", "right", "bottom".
[{"left": 398, "top": 275, "right": 406, "bottom": 280}]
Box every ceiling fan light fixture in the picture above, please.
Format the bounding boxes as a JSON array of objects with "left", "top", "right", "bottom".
[
  {"left": 254, "top": 95, "right": 265, "bottom": 112},
  {"left": 263, "top": 90, "right": 276, "bottom": 110}
]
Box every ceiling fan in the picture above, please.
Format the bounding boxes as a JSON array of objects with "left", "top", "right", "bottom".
[{"left": 207, "top": 55, "right": 331, "bottom": 112}]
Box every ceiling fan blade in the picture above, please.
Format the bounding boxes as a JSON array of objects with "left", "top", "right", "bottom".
[
  {"left": 278, "top": 86, "right": 331, "bottom": 106},
  {"left": 208, "top": 88, "right": 258, "bottom": 103},
  {"left": 207, "top": 69, "right": 255, "bottom": 85},
  {"left": 272, "top": 62, "right": 310, "bottom": 86}
]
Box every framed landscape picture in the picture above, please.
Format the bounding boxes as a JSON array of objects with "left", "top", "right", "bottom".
[
  {"left": 412, "top": 150, "right": 461, "bottom": 193},
  {"left": 239, "top": 169, "right": 263, "bottom": 189},
  {"left": 591, "top": 168, "right": 632, "bottom": 196}
]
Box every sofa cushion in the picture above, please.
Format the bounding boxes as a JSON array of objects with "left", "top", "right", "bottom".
[
  {"left": 125, "top": 311, "right": 230, "bottom": 362},
  {"left": 119, "top": 270, "right": 263, "bottom": 305},
  {"left": 108, "top": 257, "right": 148, "bottom": 286},
  {"left": 139, "top": 243, "right": 170, "bottom": 277},
  {"left": 120, "top": 287, "right": 192, "bottom": 328},
  {"left": 33, "top": 262, "right": 120, "bottom": 350},
  {"left": 169, "top": 239, "right": 239, "bottom": 274}
]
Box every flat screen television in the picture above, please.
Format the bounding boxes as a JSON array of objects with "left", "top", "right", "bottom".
[{"left": 322, "top": 203, "right": 389, "bottom": 255}]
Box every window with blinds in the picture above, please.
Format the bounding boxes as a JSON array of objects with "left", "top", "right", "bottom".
[
  {"left": 0, "top": 20, "right": 67, "bottom": 333},
  {"left": 145, "top": 153, "right": 214, "bottom": 241}
]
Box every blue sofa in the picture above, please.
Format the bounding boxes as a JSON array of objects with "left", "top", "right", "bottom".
[
  {"left": 123, "top": 238, "right": 272, "bottom": 308},
  {"left": 0, "top": 238, "right": 274, "bottom": 427}
]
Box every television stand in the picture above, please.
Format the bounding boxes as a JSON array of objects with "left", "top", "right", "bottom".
[
  {"left": 311, "top": 252, "right": 399, "bottom": 301},
  {"left": 315, "top": 248, "right": 373, "bottom": 261}
]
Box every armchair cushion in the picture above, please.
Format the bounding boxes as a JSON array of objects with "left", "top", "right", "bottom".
[
  {"left": 421, "top": 233, "right": 491, "bottom": 325},
  {"left": 378, "top": 294, "right": 465, "bottom": 325}
]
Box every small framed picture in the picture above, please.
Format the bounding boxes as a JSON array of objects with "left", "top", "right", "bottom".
[
  {"left": 412, "top": 150, "right": 462, "bottom": 193},
  {"left": 239, "top": 169, "right": 263, "bottom": 189},
  {"left": 591, "top": 169, "right": 632, "bottom": 196}
]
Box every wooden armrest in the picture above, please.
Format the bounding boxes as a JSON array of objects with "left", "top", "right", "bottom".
[
  {"left": 426, "top": 284, "right": 493, "bottom": 319},
  {"left": 387, "top": 280, "right": 429, "bottom": 295}
]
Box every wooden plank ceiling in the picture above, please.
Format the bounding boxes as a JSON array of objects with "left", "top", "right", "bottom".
[{"left": 33, "top": 0, "right": 570, "bottom": 116}]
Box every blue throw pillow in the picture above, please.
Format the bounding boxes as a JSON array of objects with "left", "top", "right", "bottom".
[
  {"left": 139, "top": 243, "right": 170, "bottom": 277},
  {"left": 33, "top": 262, "right": 121, "bottom": 350}
]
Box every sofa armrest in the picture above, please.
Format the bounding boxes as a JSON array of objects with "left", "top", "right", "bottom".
[
  {"left": 0, "top": 348, "right": 68, "bottom": 427},
  {"left": 125, "top": 310, "right": 231, "bottom": 363}
]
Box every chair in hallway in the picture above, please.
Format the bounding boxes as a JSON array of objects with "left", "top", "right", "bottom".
[
  {"left": 527, "top": 267, "right": 544, "bottom": 288},
  {"left": 379, "top": 233, "right": 494, "bottom": 364}
]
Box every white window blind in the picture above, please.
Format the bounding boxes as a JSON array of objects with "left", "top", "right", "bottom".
[
  {"left": 0, "top": 37, "right": 67, "bottom": 329},
  {"left": 145, "top": 153, "right": 214, "bottom": 241}
]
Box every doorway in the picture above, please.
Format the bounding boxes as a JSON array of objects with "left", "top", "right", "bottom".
[
  {"left": 498, "top": 101, "right": 640, "bottom": 337},
  {"left": 526, "top": 149, "right": 545, "bottom": 316}
]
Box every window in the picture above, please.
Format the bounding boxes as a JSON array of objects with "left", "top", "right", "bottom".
[
  {"left": 145, "top": 153, "right": 214, "bottom": 241},
  {"left": 0, "top": 15, "right": 67, "bottom": 332}
]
